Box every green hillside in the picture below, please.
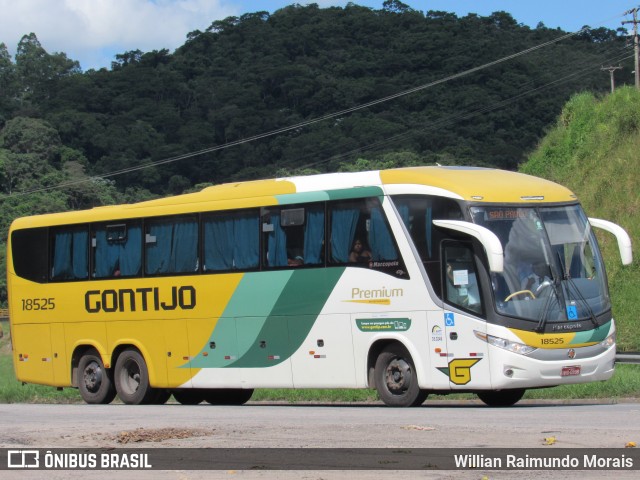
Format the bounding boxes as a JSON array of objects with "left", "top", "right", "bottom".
[{"left": 521, "top": 86, "right": 640, "bottom": 350}]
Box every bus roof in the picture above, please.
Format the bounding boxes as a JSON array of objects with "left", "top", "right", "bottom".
[{"left": 10, "top": 166, "right": 576, "bottom": 229}]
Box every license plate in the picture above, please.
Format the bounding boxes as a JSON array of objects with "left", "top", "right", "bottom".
[{"left": 561, "top": 366, "right": 581, "bottom": 377}]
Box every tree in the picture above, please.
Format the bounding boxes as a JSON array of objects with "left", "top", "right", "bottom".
[
  {"left": 15, "top": 33, "right": 80, "bottom": 105},
  {"left": 0, "top": 116, "right": 61, "bottom": 193}
]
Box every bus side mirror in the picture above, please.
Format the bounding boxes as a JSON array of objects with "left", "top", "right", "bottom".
[
  {"left": 433, "top": 220, "right": 504, "bottom": 273},
  {"left": 588, "top": 218, "right": 633, "bottom": 265}
]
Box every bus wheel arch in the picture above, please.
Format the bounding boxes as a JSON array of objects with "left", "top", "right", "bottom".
[
  {"left": 369, "top": 340, "right": 428, "bottom": 408},
  {"left": 113, "top": 346, "right": 154, "bottom": 405},
  {"left": 74, "top": 346, "right": 116, "bottom": 404}
]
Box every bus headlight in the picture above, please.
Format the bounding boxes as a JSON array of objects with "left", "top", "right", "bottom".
[
  {"left": 599, "top": 332, "right": 615, "bottom": 349},
  {"left": 474, "top": 330, "right": 537, "bottom": 356}
]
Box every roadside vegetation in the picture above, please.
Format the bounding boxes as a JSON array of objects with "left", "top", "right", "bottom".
[{"left": 521, "top": 86, "right": 640, "bottom": 352}]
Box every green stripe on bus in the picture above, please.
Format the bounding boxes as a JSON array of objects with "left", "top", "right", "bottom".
[
  {"left": 569, "top": 320, "right": 611, "bottom": 345},
  {"left": 275, "top": 187, "right": 384, "bottom": 205},
  {"left": 189, "top": 268, "right": 345, "bottom": 368},
  {"left": 227, "top": 267, "right": 345, "bottom": 368}
]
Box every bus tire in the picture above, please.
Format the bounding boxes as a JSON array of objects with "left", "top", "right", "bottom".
[
  {"left": 477, "top": 389, "right": 525, "bottom": 407},
  {"left": 204, "top": 389, "right": 254, "bottom": 405},
  {"left": 114, "top": 349, "right": 152, "bottom": 405},
  {"left": 146, "top": 388, "right": 171, "bottom": 405},
  {"left": 173, "top": 389, "right": 205, "bottom": 405},
  {"left": 374, "top": 344, "right": 426, "bottom": 407},
  {"left": 77, "top": 350, "right": 116, "bottom": 404}
]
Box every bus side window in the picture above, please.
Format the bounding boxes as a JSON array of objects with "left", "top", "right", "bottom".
[
  {"left": 329, "top": 198, "right": 398, "bottom": 265},
  {"left": 261, "top": 204, "right": 325, "bottom": 268},
  {"left": 51, "top": 226, "right": 89, "bottom": 281},
  {"left": 93, "top": 222, "right": 142, "bottom": 278},
  {"left": 145, "top": 216, "right": 198, "bottom": 275},
  {"left": 11, "top": 227, "right": 48, "bottom": 283},
  {"left": 203, "top": 210, "right": 259, "bottom": 271}
]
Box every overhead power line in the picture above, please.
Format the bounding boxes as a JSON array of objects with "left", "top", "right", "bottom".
[{"left": 5, "top": 15, "right": 632, "bottom": 199}]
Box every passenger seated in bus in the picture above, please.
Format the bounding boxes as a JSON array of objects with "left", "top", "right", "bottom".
[
  {"left": 288, "top": 255, "right": 304, "bottom": 266},
  {"left": 446, "top": 263, "right": 480, "bottom": 310},
  {"left": 287, "top": 247, "right": 304, "bottom": 266},
  {"left": 349, "top": 239, "right": 372, "bottom": 263}
]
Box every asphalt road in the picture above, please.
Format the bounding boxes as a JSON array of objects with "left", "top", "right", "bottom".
[{"left": 1, "top": 400, "right": 639, "bottom": 479}]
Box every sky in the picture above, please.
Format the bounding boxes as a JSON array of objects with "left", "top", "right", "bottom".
[{"left": 0, "top": 0, "right": 638, "bottom": 71}]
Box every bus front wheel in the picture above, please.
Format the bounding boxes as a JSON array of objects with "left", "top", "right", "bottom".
[
  {"left": 173, "top": 389, "right": 205, "bottom": 405},
  {"left": 204, "top": 389, "right": 254, "bottom": 405},
  {"left": 77, "top": 350, "right": 116, "bottom": 404},
  {"left": 374, "top": 344, "right": 427, "bottom": 407},
  {"left": 114, "top": 349, "right": 152, "bottom": 405},
  {"left": 477, "top": 389, "right": 525, "bottom": 407}
]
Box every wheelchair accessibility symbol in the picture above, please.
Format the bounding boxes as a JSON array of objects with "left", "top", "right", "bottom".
[
  {"left": 444, "top": 312, "right": 455, "bottom": 327},
  {"left": 566, "top": 305, "right": 578, "bottom": 320}
]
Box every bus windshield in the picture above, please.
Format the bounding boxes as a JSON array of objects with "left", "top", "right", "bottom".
[{"left": 470, "top": 205, "right": 610, "bottom": 326}]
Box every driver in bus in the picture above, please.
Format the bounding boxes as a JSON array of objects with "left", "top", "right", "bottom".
[{"left": 521, "top": 261, "right": 553, "bottom": 294}]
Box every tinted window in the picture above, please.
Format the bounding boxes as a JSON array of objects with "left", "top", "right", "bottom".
[
  {"left": 51, "top": 226, "right": 89, "bottom": 281},
  {"left": 203, "top": 210, "right": 260, "bottom": 272},
  {"left": 93, "top": 221, "right": 142, "bottom": 278},
  {"left": 11, "top": 228, "right": 48, "bottom": 283},
  {"left": 145, "top": 216, "right": 198, "bottom": 275},
  {"left": 262, "top": 204, "right": 325, "bottom": 268}
]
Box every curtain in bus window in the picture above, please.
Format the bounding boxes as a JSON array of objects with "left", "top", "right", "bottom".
[
  {"left": 95, "top": 226, "right": 141, "bottom": 277},
  {"left": 233, "top": 213, "right": 259, "bottom": 269},
  {"left": 53, "top": 230, "right": 88, "bottom": 280},
  {"left": 369, "top": 207, "right": 397, "bottom": 261},
  {"left": 397, "top": 202, "right": 410, "bottom": 226},
  {"left": 303, "top": 206, "right": 324, "bottom": 265},
  {"left": 146, "top": 223, "right": 173, "bottom": 274},
  {"left": 119, "top": 226, "right": 142, "bottom": 275},
  {"left": 204, "top": 213, "right": 259, "bottom": 271},
  {"left": 95, "top": 229, "right": 120, "bottom": 277},
  {"left": 267, "top": 212, "right": 287, "bottom": 267},
  {"left": 330, "top": 207, "right": 359, "bottom": 263},
  {"left": 204, "top": 216, "right": 234, "bottom": 270},
  {"left": 169, "top": 220, "right": 198, "bottom": 272},
  {"left": 52, "top": 231, "right": 72, "bottom": 279}
]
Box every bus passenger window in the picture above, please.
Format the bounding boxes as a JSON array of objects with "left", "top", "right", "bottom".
[
  {"left": 262, "top": 204, "right": 324, "bottom": 268},
  {"left": 51, "top": 227, "right": 89, "bottom": 281},
  {"left": 203, "top": 210, "right": 259, "bottom": 271},
  {"left": 145, "top": 216, "right": 198, "bottom": 275},
  {"left": 93, "top": 222, "right": 142, "bottom": 278},
  {"left": 11, "top": 227, "right": 48, "bottom": 283},
  {"left": 329, "top": 199, "right": 398, "bottom": 265}
]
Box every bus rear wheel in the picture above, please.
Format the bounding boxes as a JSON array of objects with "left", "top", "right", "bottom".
[
  {"left": 477, "top": 389, "right": 525, "bottom": 407},
  {"left": 374, "top": 344, "right": 427, "bottom": 407},
  {"left": 77, "top": 350, "right": 116, "bottom": 404},
  {"left": 114, "top": 349, "right": 152, "bottom": 405},
  {"left": 204, "top": 389, "right": 254, "bottom": 405}
]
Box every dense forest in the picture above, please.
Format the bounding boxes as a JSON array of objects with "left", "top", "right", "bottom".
[{"left": 0, "top": 1, "right": 633, "bottom": 302}]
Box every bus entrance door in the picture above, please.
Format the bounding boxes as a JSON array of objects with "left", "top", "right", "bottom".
[{"left": 442, "top": 309, "right": 490, "bottom": 390}]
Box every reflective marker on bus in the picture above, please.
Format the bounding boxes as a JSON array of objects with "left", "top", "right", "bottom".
[{"left": 6, "top": 166, "right": 632, "bottom": 407}]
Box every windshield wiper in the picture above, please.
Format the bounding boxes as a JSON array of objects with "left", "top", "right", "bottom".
[
  {"left": 554, "top": 251, "right": 598, "bottom": 328},
  {"left": 534, "top": 262, "right": 560, "bottom": 333}
]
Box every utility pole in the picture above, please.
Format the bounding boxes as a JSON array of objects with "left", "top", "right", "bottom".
[
  {"left": 622, "top": 8, "right": 639, "bottom": 89},
  {"left": 601, "top": 65, "right": 623, "bottom": 92}
]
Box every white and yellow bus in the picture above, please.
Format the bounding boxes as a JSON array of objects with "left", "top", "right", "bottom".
[{"left": 7, "top": 166, "right": 633, "bottom": 407}]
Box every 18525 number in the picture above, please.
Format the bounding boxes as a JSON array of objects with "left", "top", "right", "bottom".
[{"left": 21, "top": 298, "right": 55, "bottom": 311}]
